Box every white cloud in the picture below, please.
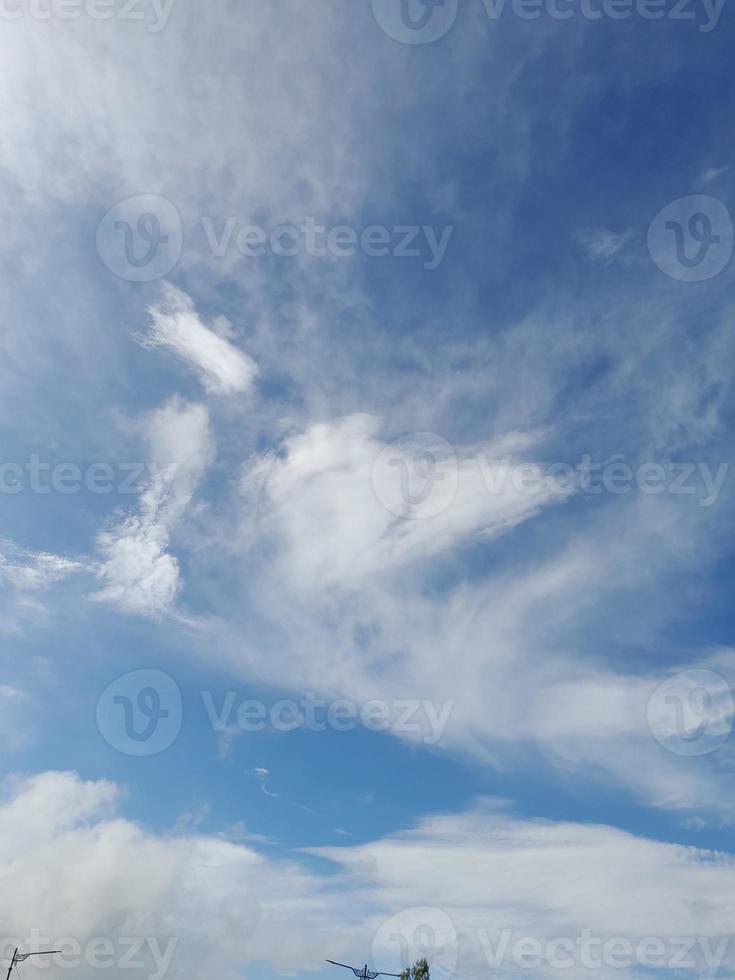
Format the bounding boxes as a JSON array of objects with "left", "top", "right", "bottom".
[
  {"left": 0, "top": 541, "right": 83, "bottom": 591},
  {"left": 0, "top": 771, "right": 353, "bottom": 980},
  {"left": 579, "top": 228, "right": 632, "bottom": 262},
  {"left": 241, "top": 415, "right": 569, "bottom": 589},
  {"left": 0, "top": 5, "right": 383, "bottom": 244},
  {"left": 4, "top": 773, "right": 735, "bottom": 980},
  {"left": 67, "top": 300, "right": 735, "bottom": 815},
  {"left": 142, "top": 283, "right": 257, "bottom": 395},
  {"left": 702, "top": 165, "right": 730, "bottom": 183},
  {"left": 0, "top": 541, "right": 85, "bottom": 635},
  {"left": 0, "top": 0, "right": 733, "bottom": 833},
  {"left": 91, "top": 398, "right": 214, "bottom": 618},
  {"left": 214, "top": 459, "right": 735, "bottom": 815},
  {"left": 317, "top": 801, "right": 735, "bottom": 980},
  {"left": 204, "top": 402, "right": 731, "bottom": 814},
  {"left": 91, "top": 516, "right": 179, "bottom": 619}
]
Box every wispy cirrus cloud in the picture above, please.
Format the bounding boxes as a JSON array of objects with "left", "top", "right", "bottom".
[
  {"left": 0, "top": 542, "right": 83, "bottom": 591},
  {"left": 141, "top": 283, "right": 257, "bottom": 396},
  {"left": 0, "top": 540, "right": 86, "bottom": 635},
  {"left": 578, "top": 228, "right": 632, "bottom": 263},
  {"left": 91, "top": 397, "right": 215, "bottom": 619},
  {"left": 240, "top": 415, "right": 569, "bottom": 588}
]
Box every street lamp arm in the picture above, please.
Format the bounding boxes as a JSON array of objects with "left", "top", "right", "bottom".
[
  {"left": 15, "top": 954, "right": 62, "bottom": 963},
  {"left": 5, "top": 948, "right": 62, "bottom": 980}
]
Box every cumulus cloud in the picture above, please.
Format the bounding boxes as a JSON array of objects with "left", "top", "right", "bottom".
[
  {"left": 142, "top": 284, "right": 257, "bottom": 395},
  {"left": 4, "top": 773, "right": 735, "bottom": 980},
  {"left": 0, "top": 771, "right": 354, "bottom": 980}
]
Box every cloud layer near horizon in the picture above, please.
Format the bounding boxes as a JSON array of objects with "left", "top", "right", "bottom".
[{"left": 4, "top": 772, "right": 735, "bottom": 980}]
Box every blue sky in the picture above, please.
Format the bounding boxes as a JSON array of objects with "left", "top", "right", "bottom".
[{"left": 2, "top": 4, "right": 735, "bottom": 980}]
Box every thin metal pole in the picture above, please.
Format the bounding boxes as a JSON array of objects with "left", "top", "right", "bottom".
[{"left": 5, "top": 949, "right": 18, "bottom": 980}]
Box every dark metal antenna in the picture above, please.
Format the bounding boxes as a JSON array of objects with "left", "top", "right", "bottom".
[
  {"left": 327, "top": 961, "right": 402, "bottom": 980},
  {"left": 4, "top": 949, "right": 61, "bottom": 980}
]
